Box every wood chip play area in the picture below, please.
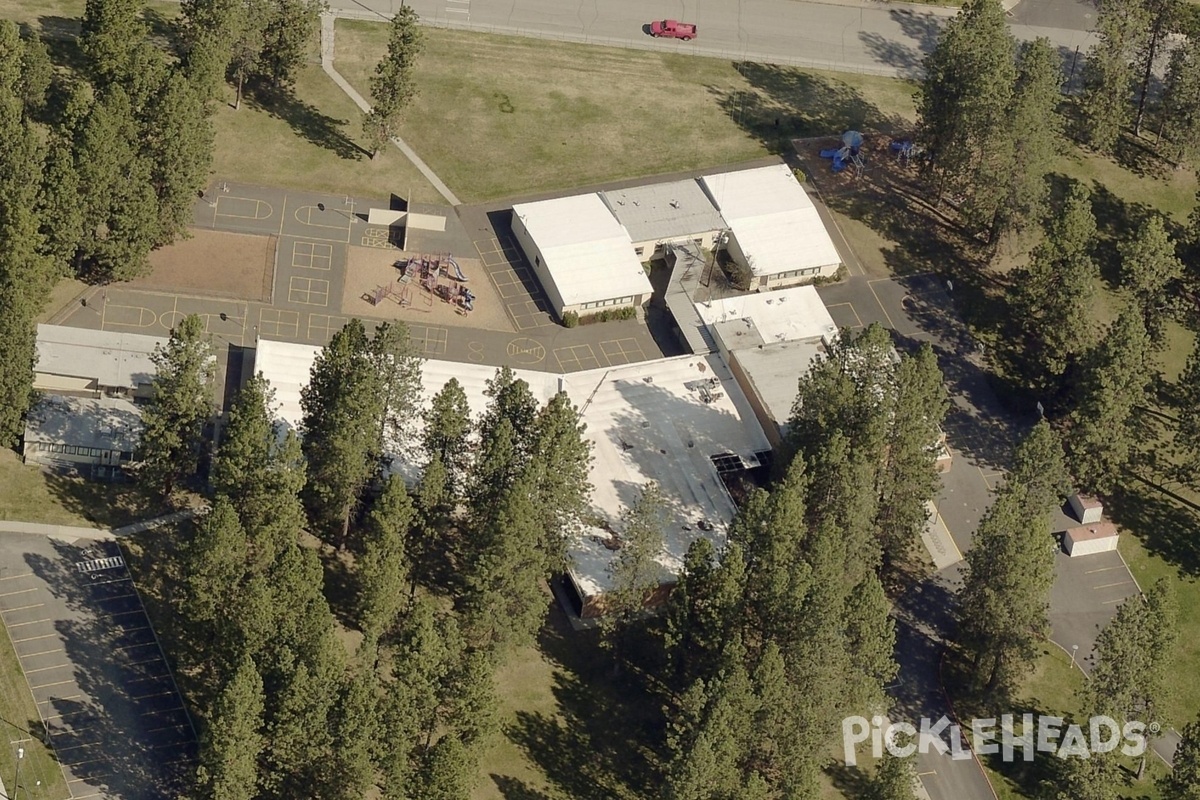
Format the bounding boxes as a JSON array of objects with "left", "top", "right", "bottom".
[{"left": 342, "top": 246, "right": 513, "bottom": 331}]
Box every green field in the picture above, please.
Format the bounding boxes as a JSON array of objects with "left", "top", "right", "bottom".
[
  {"left": 0, "top": 623, "right": 70, "bottom": 800},
  {"left": 0, "top": 450, "right": 153, "bottom": 529},
  {"left": 334, "top": 21, "right": 917, "bottom": 202}
]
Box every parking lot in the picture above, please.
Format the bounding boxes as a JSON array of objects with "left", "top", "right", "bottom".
[{"left": 0, "top": 534, "right": 194, "bottom": 800}]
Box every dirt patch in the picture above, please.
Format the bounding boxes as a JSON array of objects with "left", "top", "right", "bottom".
[
  {"left": 792, "top": 133, "right": 918, "bottom": 198},
  {"left": 131, "top": 229, "right": 276, "bottom": 302},
  {"left": 342, "top": 246, "right": 514, "bottom": 333}
]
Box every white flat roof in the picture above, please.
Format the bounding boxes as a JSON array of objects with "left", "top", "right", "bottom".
[
  {"left": 730, "top": 339, "right": 827, "bottom": 431},
  {"left": 24, "top": 394, "right": 143, "bottom": 452},
  {"left": 253, "top": 340, "right": 771, "bottom": 598},
  {"left": 601, "top": 180, "right": 725, "bottom": 245},
  {"left": 36, "top": 324, "right": 166, "bottom": 390},
  {"left": 694, "top": 285, "right": 838, "bottom": 345},
  {"left": 701, "top": 164, "right": 842, "bottom": 276},
  {"left": 513, "top": 194, "right": 653, "bottom": 307},
  {"left": 563, "top": 354, "right": 771, "bottom": 597},
  {"left": 253, "top": 338, "right": 561, "bottom": 439}
]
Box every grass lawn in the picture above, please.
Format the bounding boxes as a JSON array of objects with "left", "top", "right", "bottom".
[
  {"left": 0, "top": 624, "right": 70, "bottom": 800},
  {"left": 0, "top": 450, "right": 152, "bottom": 529},
  {"left": 334, "top": 21, "right": 917, "bottom": 202},
  {"left": 211, "top": 63, "right": 443, "bottom": 203}
]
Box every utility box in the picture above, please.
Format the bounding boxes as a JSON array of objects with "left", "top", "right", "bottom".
[
  {"left": 1063, "top": 522, "right": 1119, "bottom": 557},
  {"left": 1068, "top": 493, "right": 1104, "bottom": 524}
]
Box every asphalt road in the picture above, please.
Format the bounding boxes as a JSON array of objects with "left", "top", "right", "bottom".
[{"left": 329, "top": 0, "right": 1098, "bottom": 79}]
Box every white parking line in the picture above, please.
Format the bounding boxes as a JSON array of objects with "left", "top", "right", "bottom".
[
  {"left": 2, "top": 603, "right": 45, "bottom": 613},
  {"left": 19, "top": 647, "right": 63, "bottom": 657},
  {"left": 0, "top": 587, "right": 39, "bottom": 598},
  {"left": 30, "top": 679, "right": 75, "bottom": 689},
  {"left": 7, "top": 617, "right": 51, "bottom": 627},
  {"left": 0, "top": 573, "right": 33, "bottom": 581},
  {"left": 13, "top": 633, "right": 58, "bottom": 643},
  {"left": 25, "top": 663, "right": 72, "bottom": 675}
]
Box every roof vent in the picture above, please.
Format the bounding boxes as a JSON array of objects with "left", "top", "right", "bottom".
[
  {"left": 643, "top": 376, "right": 653, "bottom": 383},
  {"left": 670, "top": 200, "right": 680, "bottom": 208}
]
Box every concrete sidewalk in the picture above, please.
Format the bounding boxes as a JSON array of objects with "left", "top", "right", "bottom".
[
  {"left": 319, "top": 13, "right": 461, "bottom": 206},
  {"left": 0, "top": 509, "right": 196, "bottom": 541},
  {"left": 922, "top": 500, "right": 964, "bottom": 570}
]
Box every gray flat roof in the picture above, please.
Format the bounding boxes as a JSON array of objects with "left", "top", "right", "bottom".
[
  {"left": 24, "top": 395, "right": 143, "bottom": 452},
  {"left": 601, "top": 180, "right": 725, "bottom": 245},
  {"left": 36, "top": 325, "right": 166, "bottom": 390},
  {"left": 730, "top": 338, "right": 828, "bottom": 429}
]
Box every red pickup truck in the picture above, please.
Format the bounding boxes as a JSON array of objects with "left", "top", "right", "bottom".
[{"left": 650, "top": 19, "right": 697, "bottom": 40}]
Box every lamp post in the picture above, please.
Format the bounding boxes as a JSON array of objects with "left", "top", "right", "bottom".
[
  {"left": 1070, "top": 645, "right": 1079, "bottom": 670},
  {"left": 13, "top": 746, "right": 24, "bottom": 800}
]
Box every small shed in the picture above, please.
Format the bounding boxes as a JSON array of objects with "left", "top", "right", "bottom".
[
  {"left": 1068, "top": 493, "right": 1103, "bottom": 524},
  {"left": 1063, "top": 522, "right": 1119, "bottom": 557}
]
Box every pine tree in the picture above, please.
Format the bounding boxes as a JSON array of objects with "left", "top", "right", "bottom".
[
  {"left": 181, "top": 498, "right": 250, "bottom": 685},
  {"left": 143, "top": 70, "right": 214, "bottom": 247},
  {"left": 212, "top": 375, "right": 306, "bottom": 563},
  {"left": 1010, "top": 182, "right": 1100, "bottom": 390},
  {"left": 528, "top": 391, "right": 592, "bottom": 571},
  {"left": 196, "top": 653, "right": 264, "bottom": 800},
  {"left": 843, "top": 571, "right": 898, "bottom": 712},
  {"left": 327, "top": 652, "right": 382, "bottom": 800},
  {"left": 1160, "top": 37, "right": 1200, "bottom": 165},
  {"left": 138, "top": 314, "right": 215, "bottom": 499},
  {"left": 957, "top": 424, "right": 1066, "bottom": 697},
  {"left": 17, "top": 34, "right": 52, "bottom": 121},
  {"left": 1006, "top": 418, "right": 1070, "bottom": 516},
  {"left": 995, "top": 38, "right": 1062, "bottom": 240},
  {"left": 72, "top": 86, "right": 161, "bottom": 281},
  {"left": 415, "top": 734, "right": 476, "bottom": 800},
  {"left": 300, "top": 319, "right": 382, "bottom": 545},
  {"left": 915, "top": 0, "right": 1016, "bottom": 233},
  {"left": 1082, "top": 579, "right": 1178, "bottom": 736},
  {"left": 871, "top": 730, "right": 917, "bottom": 800},
  {"left": 1068, "top": 309, "right": 1152, "bottom": 493},
  {"left": 258, "top": 0, "right": 323, "bottom": 90},
  {"left": 36, "top": 135, "right": 84, "bottom": 270},
  {"left": 462, "top": 468, "right": 547, "bottom": 653},
  {"left": 442, "top": 648, "right": 498, "bottom": 749},
  {"left": 410, "top": 453, "right": 450, "bottom": 592},
  {"left": 357, "top": 475, "right": 415, "bottom": 640},
  {"left": 1079, "top": 0, "right": 1149, "bottom": 152},
  {"left": 0, "top": 40, "right": 51, "bottom": 447},
  {"left": 80, "top": 0, "right": 147, "bottom": 86},
  {"left": 1119, "top": 214, "right": 1183, "bottom": 344},
  {"left": 601, "top": 482, "right": 667, "bottom": 668},
  {"left": 364, "top": 6, "right": 423, "bottom": 158},
  {"left": 1161, "top": 714, "right": 1200, "bottom": 799},
  {"left": 180, "top": 0, "right": 271, "bottom": 107},
  {"left": 875, "top": 342, "right": 948, "bottom": 568},
  {"left": 479, "top": 366, "right": 540, "bottom": 459},
  {"left": 1133, "top": 0, "right": 1180, "bottom": 135},
  {"left": 370, "top": 321, "right": 424, "bottom": 455},
  {"left": 663, "top": 538, "right": 743, "bottom": 687},
  {"left": 422, "top": 378, "right": 472, "bottom": 496}
]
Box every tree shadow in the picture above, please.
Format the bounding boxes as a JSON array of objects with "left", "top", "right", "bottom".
[
  {"left": 1087, "top": 181, "right": 1158, "bottom": 291},
  {"left": 489, "top": 775, "right": 556, "bottom": 799},
  {"left": 141, "top": 6, "right": 182, "bottom": 58},
  {"left": 42, "top": 470, "right": 154, "bottom": 530},
  {"left": 1108, "top": 478, "right": 1200, "bottom": 577},
  {"left": 711, "top": 61, "right": 909, "bottom": 156},
  {"left": 315, "top": 539, "right": 361, "bottom": 630},
  {"left": 506, "top": 606, "right": 666, "bottom": 800},
  {"left": 243, "top": 79, "right": 369, "bottom": 161}
]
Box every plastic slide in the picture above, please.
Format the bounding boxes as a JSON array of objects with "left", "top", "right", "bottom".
[{"left": 448, "top": 255, "right": 467, "bottom": 282}]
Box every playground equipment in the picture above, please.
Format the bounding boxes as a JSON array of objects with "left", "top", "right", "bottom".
[
  {"left": 448, "top": 255, "right": 467, "bottom": 282},
  {"left": 819, "top": 130, "right": 866, "bottom": 174},
  {"left": 890, "top": 139, "right": 924, "bottom": 167}
]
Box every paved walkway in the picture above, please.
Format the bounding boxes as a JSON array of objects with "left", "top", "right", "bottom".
[
  {"left": 0, "top": 510, "right": 196, "bottom": 541},
  {"left": 319, "top": 13, "right": 461, "bottom": 206}
]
